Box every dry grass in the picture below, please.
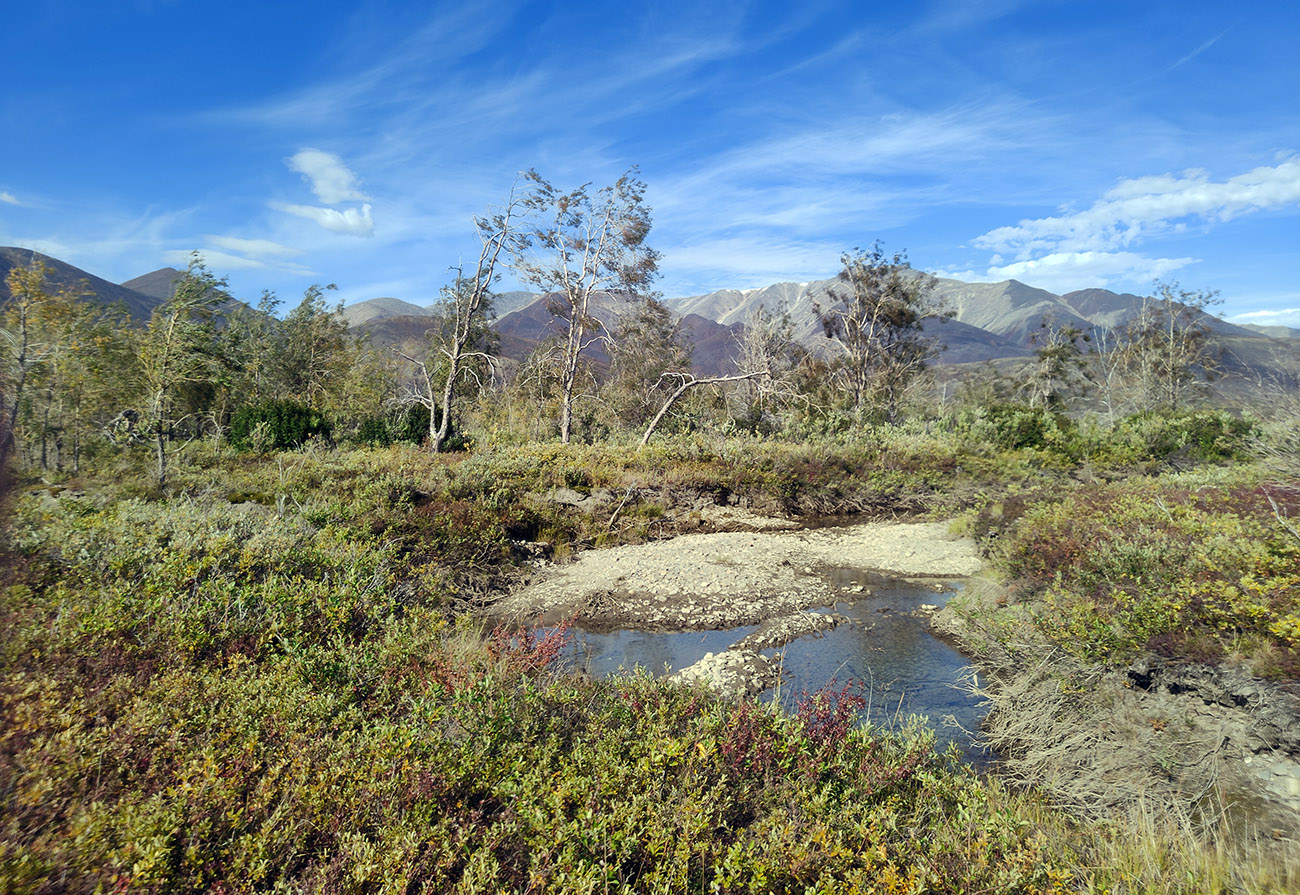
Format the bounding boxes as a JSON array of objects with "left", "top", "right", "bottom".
[{"left": 941, "top": 579, "right": 1300, "bottom": 894}]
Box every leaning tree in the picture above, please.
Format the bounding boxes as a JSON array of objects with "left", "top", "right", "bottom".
[{"left": 138, "top": 257, "right": 227, "bottom": 487}]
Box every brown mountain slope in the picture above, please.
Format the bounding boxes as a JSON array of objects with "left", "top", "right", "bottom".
[{"left": 342, "top": 298, "right": 432, "bottom": 327}]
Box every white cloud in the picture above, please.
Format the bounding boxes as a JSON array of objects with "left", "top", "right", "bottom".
[
  {"left": 163, "top": 249, "right": 267, "bottom": 271},
  {"left": 206, "top": 235, "right": 302, "bottom": 258},
  {"left": 974, "top": 156, "right": 1300, "bottom": 259},
  {"left": 1227, "top": 307, "right": 1300, "bottom": 327},
  {"left": 271, "top": 202, "right": 375, "bottom": 237},
  {"left": 288, "top": 149, "right": 369, "bottom": 204},
  {"left": 941, "top": 250, "right": 1198, "bottom": 293},
  {"left": 0, "top": 191, "right": 19, "bottom": 206},
  {"left": 661, "top": 237, "right": 834, "bottom": 293}
]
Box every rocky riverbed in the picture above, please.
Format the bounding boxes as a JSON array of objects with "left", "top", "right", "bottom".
[
  {"left": 487, "top": 517, "right": 981, "bottom": 696},
  {"left": 489, "top": 519, "right": 981, "bottom": 632}
]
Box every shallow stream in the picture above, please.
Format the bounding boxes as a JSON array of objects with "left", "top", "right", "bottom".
[{"left": 563, "top": 568, "right": 992, "bottom": 764}]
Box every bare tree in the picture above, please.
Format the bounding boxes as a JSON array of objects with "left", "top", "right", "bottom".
[
  {"left": 433, "top": 192, "right": 523, "bottom": 450},
  {"left": 730, "top": 305, "right": 806, "bottom": 428},
  {"left": 1021, "top": 318, "right": 1091, "bottom": 410},
  {"left": 1119, "top": 281, "right": 1221, "bottom": 412},
  {"left": 814, "top": 243, "right": 942, "bottom": 423},
  {"left": 512, "top": 168, "right": 659, "bottom": 443},
  {"left": 394, "top": 189, "right": 523, "bottom": 451},
  {"left": 138, "top": 257, "right": 226, "bottom": 488},
  {"left": 1089, "top": 325, "right": 1129, "bottom": 424}
]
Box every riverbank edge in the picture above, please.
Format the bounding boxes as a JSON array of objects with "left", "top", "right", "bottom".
[
  {"left": 933, "top": 576, "right": 1300, "bottom": 852},
  {"left": 484, "top": 471, "right": 1300, "bottom": 858}
]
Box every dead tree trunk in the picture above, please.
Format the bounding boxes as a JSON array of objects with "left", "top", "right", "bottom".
[{"left": 640, "top": 371, "right": 769, "bottom": 447}]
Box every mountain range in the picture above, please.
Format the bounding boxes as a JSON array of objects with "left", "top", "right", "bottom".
[
  {"left": 0, "top": 247, "right": 163, "bottom": 320},
  {"left": 2, "top": 247, "right": 1296, "bottom": 383}
]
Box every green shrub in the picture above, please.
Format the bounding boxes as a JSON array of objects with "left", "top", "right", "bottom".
[
  {"left": 229, "top": 400, "right": 330, "bottom": 451},
  {"left": 941, "top": 403, "right": 1081, "bottom": 461},
  {"left": 999, "top": 478, "right": 1300, "bottom": 670},
  {"left": 353, "top": 412, "right": 394, "bottom": 447},
  {"left": 1111, "top": 410, "right": 1257, "bottom": 463},
  {"left": 351, "top": 404, "right": 446, "bottom": 448}
]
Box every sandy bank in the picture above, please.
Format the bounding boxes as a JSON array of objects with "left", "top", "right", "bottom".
[{"left": 487, "top": 519, "right": 981, "bottom": 631}]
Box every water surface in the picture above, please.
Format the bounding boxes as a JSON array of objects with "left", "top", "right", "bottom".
[{"left": 563, "top": 569, "right": 990, "bottom": 764}]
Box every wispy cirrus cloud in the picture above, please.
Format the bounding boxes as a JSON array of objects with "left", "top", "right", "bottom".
[
  {"left": 651, "top": 102, "right": 1046, "bottom": 291},
  {"left": 663, "top": 236, "right": 837, "bottom": 292},
  {"left": 1164, "top": 30, "right": 1229, "bottom": 73},
  {"left": 1, "top": 205, "right": 199, "bottom": 282},
  {"left": 163, "top": 248, "right": 269, "bottom": 271},
  {"left": 206, "top": 235, "right": 303, "bottom": 258},
  {"left": 0, "top": 191, "right": 19, "bottom": 206},
  {"left": 169, "top": 236, "right": 314, "bottom": 277}
]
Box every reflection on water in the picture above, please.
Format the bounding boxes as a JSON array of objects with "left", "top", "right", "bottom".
[{"left": 562, "top": 571, "right": 991, "bottom": 765}]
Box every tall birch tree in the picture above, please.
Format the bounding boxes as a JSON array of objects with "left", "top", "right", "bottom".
[
  {"left": 512, "top": 168, "right": 659, "bottom": 444},
  {"left": 814, "top": 243, "right": 941, "bottom": 423}
]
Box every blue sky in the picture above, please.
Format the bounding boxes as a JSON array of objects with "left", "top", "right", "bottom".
[{"left": 2, "top": 1, "right": 1298, "bottom": 324}]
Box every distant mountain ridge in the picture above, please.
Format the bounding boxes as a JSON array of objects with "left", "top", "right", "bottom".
[
  {"left": 667, "top": 275, "right": 1260, "bottom": 347},
  {"left": 121, "top": 267, "right": 186, "bottom": 302},
  {"left": 0, "top": 247, "right": 162, "bottom": 319},
  {"left": 3, "top": 246, "right": 1295, "bottom": 381},
  {"left": 1240, "top": 323, "right": 1300, "bottom": 340},
  {"left": 339, "top": 289, "right": 542, "bottom": 328},
  {"left": 323, "top": 272, "right": 1300, "bottom": 377}
]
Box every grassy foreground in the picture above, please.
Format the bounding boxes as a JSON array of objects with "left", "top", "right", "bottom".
[{"left": 1, "top": 430, "right": 1296, "bottom": 892}]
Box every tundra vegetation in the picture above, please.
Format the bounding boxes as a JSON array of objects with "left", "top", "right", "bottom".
[{"left": 1, "top": 179, "right": 1299, "bottom": 892}]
